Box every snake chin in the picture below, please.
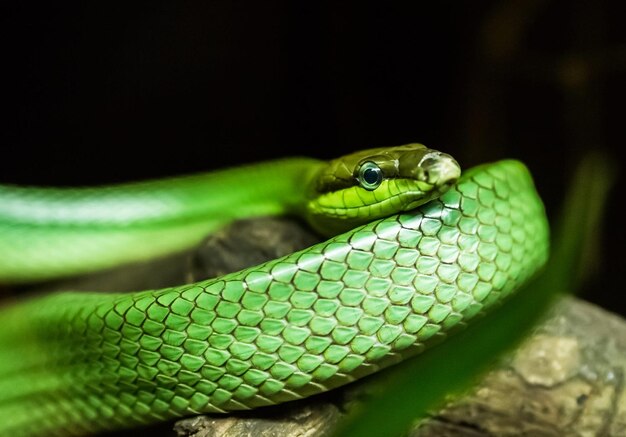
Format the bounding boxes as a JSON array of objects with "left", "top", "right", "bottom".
[{"left": 403, "top": 179, "right": 457, "bottom": 212}]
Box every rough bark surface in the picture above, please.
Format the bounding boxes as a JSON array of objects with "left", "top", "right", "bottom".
[{"left": 23, "top": 217, "right": 626, "bottom": 437}]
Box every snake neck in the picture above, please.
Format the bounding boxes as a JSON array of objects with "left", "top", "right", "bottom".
[{"left": 0, "top": 158, "right": 324, "bottom": 283}]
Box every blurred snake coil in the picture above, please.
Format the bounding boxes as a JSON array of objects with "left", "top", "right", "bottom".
[{"left": 0, "top": 144, "right": 549, "bottom": 436}]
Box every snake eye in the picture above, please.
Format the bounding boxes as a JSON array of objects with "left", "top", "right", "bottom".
[{"left": 357, "top": 161, "right": 383, "bottom": 191}]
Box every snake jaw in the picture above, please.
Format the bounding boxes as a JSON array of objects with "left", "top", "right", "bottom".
[{"left": 397, "top": 152, "right": 460, "bottom": 212}]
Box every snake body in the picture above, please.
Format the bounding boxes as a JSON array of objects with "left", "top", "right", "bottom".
[{"left": 0, "top": 145, "right": 549, "bottom": 436}]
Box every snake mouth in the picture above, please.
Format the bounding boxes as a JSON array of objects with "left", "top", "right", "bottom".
[
  {"left": 310, "top": 178, "right": 449, "bottom": 220},
  {"left": 402, "top": 182, "right": 451, "bottom": 211}
]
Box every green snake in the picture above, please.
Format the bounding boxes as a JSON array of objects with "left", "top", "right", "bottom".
[{"left": 0, "top": 144, "right": 549, "bottom": 436}]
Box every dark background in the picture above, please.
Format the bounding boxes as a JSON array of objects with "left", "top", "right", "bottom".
[{"left": 1, "top": 2, "right": 625, "bottom": 314}]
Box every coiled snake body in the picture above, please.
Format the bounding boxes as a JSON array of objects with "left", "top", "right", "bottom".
[{"left": 0, "top": 144, "right": 549, "bottom": 435}]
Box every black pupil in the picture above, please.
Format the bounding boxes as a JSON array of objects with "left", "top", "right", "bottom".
[{"left": 363, "top": 167, "right": 380, "bottom": 185}]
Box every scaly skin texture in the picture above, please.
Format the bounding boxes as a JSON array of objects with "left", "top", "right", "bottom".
[{"left": 0, "top": 160, "right": 548, "bottom": 436}]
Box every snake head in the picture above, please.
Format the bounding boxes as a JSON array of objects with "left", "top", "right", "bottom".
[{"left": 305, "top": 143, "right": 461, "bottom": 236}]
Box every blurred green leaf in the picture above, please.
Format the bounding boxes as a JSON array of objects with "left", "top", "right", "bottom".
[{"left": 334, "top": 153, "right": 616, "bottom": 437}]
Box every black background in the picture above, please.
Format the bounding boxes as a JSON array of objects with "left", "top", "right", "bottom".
[{"left": 1, "top": 2, "right": 625, "bottom": 315}]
